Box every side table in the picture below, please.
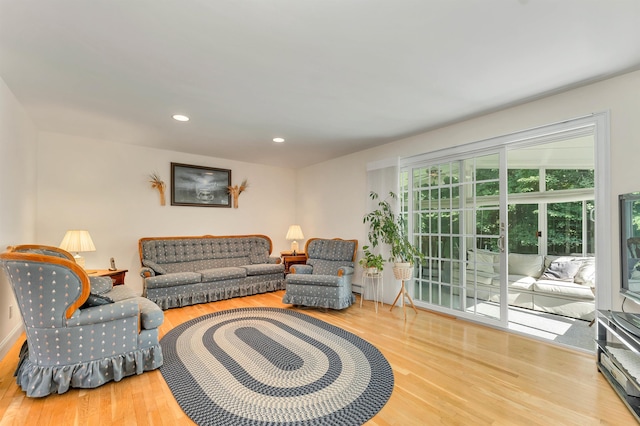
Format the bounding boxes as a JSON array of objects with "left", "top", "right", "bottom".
[
  {"left": 87, "top": 269, "right": 128, "bottom": 286},
  {"left": 280, "top": 252, "right": 307, "bottom": 274},
  {"left": 360, "top": 270, "right": 383, "bottom": 313}
]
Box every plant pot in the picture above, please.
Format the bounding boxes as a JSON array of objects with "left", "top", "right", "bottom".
[
  {"left": 393, "top": 262, "right": 413, "bottom": 280},
  {"left": 366, "top": 267, "right": 379, "bottom": 274}
]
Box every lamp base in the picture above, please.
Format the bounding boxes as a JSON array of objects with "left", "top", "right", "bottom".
[
  {"left": 290, "top": 241, "right": 299, "bottom": 256},
  {"left": 73, "top": 253, "right": 86, "bottom": 269}
]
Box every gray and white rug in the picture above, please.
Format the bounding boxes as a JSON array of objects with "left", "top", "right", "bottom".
[{"left": 160, "top": 307, "right": 394, "bottom": 426}]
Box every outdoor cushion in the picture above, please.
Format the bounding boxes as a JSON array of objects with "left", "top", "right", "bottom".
[
  {"left": 534, "top": 279, "right": 595, "bottom": 300},
  {"left": 467, "top": 249, "right": 497, "bottom": 273},
  {"left": 508, "top": 253, "right": 544, "bottom": 278},
  {"left": 508, "top": 275, "right": 536, "bottom": 291}
]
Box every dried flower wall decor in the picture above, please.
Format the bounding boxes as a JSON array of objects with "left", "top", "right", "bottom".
[
  {"left": 149, "top": 172, "right": 167, "bottom": 206},
  {"left": 228, "top": 179, "right": 249, "bottom": 208}
]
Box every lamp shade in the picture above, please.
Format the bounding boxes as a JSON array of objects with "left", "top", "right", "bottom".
[
  {"left": 59, "top": 230, "right": 96, "bottom": 253},
  {"left": 286, "top": 225, "right": 304, "bottom": 241}
]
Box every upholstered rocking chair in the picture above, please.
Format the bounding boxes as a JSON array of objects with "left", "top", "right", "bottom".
[
  {"left": 282, "top": 238, "right": 357, "bottom": 310},
  {"left": 0, "top": 245, "right": 164, "bottom": 397}
]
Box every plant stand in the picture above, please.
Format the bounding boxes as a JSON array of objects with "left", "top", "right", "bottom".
[
  {"left": 390, "top": 265, "right": 418, "bottom": 320},
  {"left": 360, "top": 270, "right": 383, "bottom": 313}
]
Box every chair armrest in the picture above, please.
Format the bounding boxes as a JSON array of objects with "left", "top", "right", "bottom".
[
  {"left": 337, "top": 266, "right": 355, "bottom": 277},
  {"left": 67, "top": 299, "right": 139, "bottom": 327},
  {"left": 140, "top": 267, "right": 155, "bottom": 278},
  {"left": 268, "top": 256, "right": 282, "bottom": 264},
  {"left": 291, "top": 264, "right": 313, "bottom": 274}
]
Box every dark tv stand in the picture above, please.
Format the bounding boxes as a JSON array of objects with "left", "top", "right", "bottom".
[{"left": 596, "top": 310, "right": 640, "bottom": 422}]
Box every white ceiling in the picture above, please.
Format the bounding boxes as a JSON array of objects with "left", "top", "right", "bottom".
[{"left": 1, "top": 1, "right": 639, "bottom": 169}]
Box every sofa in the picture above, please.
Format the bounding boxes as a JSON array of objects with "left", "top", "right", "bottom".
[
  {"left": 139, "top": 235, "right": 285, "bottom": 309},
  {"left": 463, "top": 249, "right": 596, "bottom": 320},
  {"left": 1, "top": 245, "right": 163, "bottom": 397}
]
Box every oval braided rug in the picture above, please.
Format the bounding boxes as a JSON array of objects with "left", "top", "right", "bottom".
[{"left": 160, "top": 307, "right": 394, "bottom": 426}]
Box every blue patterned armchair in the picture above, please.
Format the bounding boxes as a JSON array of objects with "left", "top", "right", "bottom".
[
  {"left": 282, "top": 238, "right": 358, "bottom": 310},
  {"left": 0, "top": 245, "right": 163, "bottom": 397}
]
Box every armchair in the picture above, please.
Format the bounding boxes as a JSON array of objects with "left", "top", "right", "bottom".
[
  {"left": 0, "top": 245, "right": 163, "bottom": 397},
  {"left": 282, "top": 238, "right": 358, "bottom": 310}
]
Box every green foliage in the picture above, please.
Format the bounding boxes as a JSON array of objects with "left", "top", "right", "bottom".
[
  {"left": 358, "top": 246, "right": 385, "bottom": 271},
  {"left": 363, "top": 191, "right": 425, "bottom": 264}
]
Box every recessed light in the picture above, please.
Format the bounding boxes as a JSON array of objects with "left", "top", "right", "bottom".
[
  {"left": 273, "top": 137, "right": 285, "bottom": 143},
  {"left": 172, "top": 114, "right": 190, "bottom": 122}
]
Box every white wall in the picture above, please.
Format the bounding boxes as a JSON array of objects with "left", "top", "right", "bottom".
[
  {"left": 298, "top": 69, "right": 640, "bottom": 310},
  {"left": 3, "top": 69, "right": 640, "bottom": 357},
  {"left": 0, "top": 78, "right": 38, "bottom": 358},
  {"left": 36, "top": 133, "right": 297, "bottom": 295}
]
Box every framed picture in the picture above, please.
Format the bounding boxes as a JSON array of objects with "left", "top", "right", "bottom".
[{"left": 171, "top": 163, "right": 232, "bottom": 207}]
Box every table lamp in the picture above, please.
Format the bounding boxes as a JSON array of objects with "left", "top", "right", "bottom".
[
  {"left": 59, "top": 230, "right": 96, "bottom": 268},
  {"left": 286, "top": 225, "right": 304, "bottom": 255}
]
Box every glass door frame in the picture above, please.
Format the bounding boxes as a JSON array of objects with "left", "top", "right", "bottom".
[{"left": 398, "top": 112, "right": 612, "bottom": 329}]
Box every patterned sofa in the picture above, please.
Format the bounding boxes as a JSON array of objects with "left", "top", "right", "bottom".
[
  {"left": 1, "top": 245, "right": 163, "bottom": 397},
  {"left": 139, "top": 235, "right": 285, "bottom": 309}
]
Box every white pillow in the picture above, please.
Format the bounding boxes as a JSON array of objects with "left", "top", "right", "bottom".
[
  {"left": 574, "top": 258, "right": 595, "bottom": 286},
  {"left": 508, "top": 253, "right": 543, "bottom": 277}
]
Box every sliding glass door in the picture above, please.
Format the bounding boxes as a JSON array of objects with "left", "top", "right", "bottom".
[{"left": 407, "top": 151, "right": 507, "bottom": 324}]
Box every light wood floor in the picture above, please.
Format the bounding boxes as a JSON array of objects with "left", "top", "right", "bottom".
[{"left": 0, "top": 290, "right": 635, "bottom": 425}]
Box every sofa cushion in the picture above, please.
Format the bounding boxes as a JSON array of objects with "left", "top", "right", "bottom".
[
  {"left": 540, "top": 259, "right": 581, "bottom": 282},
  {"left": 100, "top": 285, "right": 164, "bottom": 329},
  {"left": 508, "top": 253, "right": 543, "bottom": 278},
  {"left": 467, "top": 249, "right": 497, "bottom": 273},
  {"left": 200, "top": 267, "right": 246, "bottom": 282},
  {"left": 467, "top": 270, "right": 498, "bottom": 285},
  {"left": 163, "top": 257, "right": 250, "bottom": 274},
  {"left": 308, "top": 259, "right": 354, "bottom": 275},
  {"left": 242, "top": 263, "right": 284, "bottom": 276},
  {"left": 146, "top": 272, "right": 202, "bottom": 289},
  {"left": 250, "top": 247, "right": 269, "bottom": 264},
  {"left": 286, "top": 273, "right": 341, "bottom": 287},
  {"left": 534, "top": 279, "right": 595, "bottom": 300},
  {"left": 508, "top": 275, "right": 536, "bottom": 291}
]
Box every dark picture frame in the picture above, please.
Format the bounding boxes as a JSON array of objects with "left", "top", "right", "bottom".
[{"left": 170, "top": 163, "right": 232, "bottom": 207}]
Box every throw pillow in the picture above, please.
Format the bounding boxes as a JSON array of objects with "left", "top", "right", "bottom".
[
  {"left": 81, "top": 293, "right": 114, "bottom": 310},
  {"left": 142, "top": 259, "right": 167, "bottom": 275},
  {"left": 540, "top": 259, "right": 582, "bottom": 282},
  {"left": 574, "top": 258, "right": 595, "bottom": 286},
  {"left": 89, "top": 276, "right": 112, "bottom": 295}
]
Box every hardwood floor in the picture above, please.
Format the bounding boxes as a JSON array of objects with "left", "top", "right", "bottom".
[{"left": 0, "top": 290, "right": 635, "bottom": 425}]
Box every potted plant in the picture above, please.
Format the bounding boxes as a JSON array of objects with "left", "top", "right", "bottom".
[
  {"left": 362, "top": 191, "right": 424, "bottom": 279},
  {"left": 358, "top": 245, "right": 385, "bottom": 274}
]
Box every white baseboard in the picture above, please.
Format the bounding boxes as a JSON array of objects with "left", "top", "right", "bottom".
[{"left": 0, "top": 323, "right": 24, "bottom": 361}]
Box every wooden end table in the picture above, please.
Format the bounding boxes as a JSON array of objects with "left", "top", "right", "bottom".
[
  {"left": 280, "top": 251, "right": 307, "bottom": 273},
  {"left": 87, "top": 269, "right": 128, "bottom": 286}
]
